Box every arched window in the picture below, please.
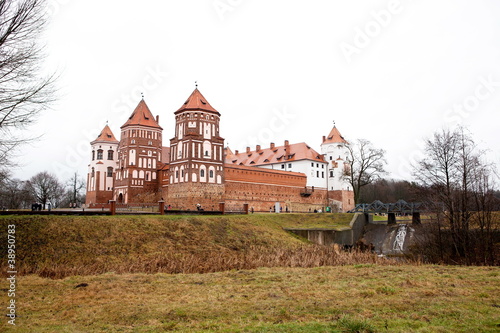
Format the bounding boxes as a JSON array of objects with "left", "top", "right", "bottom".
[
  {"left": 97, "top": 149, "right": 103, "bottom": 160},
  {"left": 91, "top": 167, "right": 95, "bottom": 177},
  {"left": 200, "top": 169, "right": 205, "bottom": 177},
  {"left": 107, "top": 167, "right": 113, "bottom": 177},
  {"left": 209, "top": 170, "right": 214, "bottom": 178},
  {"left": 92, "top": 150, "right": 95, "bottom": 161},
  {"left": 107, "top": 150, "right": 114, "bottom": 160}
]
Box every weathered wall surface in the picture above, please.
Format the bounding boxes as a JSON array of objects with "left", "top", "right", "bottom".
[
  {"left": 286, "top": 213, "right": 371, "bottom": 246},
  {"left": 165, "top": 182, "right": 225, "bottom": 211},
  {"left": 329, "top": 190, "right": 355, "bottom": 212}
]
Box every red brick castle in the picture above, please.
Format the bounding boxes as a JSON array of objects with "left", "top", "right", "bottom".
[{"left": 86, "top": 88, "right": 354, "bottom": 212}]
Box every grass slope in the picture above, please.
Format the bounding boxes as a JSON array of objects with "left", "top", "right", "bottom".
[
  {"left": 0, "top": 214, "right": 357, "bottom": 278},
  {"left": 1, "top": 265, "right": 498, "bottom": 332}
]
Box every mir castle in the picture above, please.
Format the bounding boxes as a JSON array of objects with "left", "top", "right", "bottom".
[{"left": 86, "top": 88, "right": 354, "bottom": 212}]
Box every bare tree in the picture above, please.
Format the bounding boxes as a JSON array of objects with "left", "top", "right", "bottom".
[
  {"left": 0, "top": 0, "right": 55, "bottom": 167},
  {"left": 344, "top": 139, "right": 387, "bottom": 204},
  {"left": 63, "top": 172, "right": 85, "bottom": 207},
  {"left": 414, "top": 128, "right": 499, "bottom": 265},
  {"left": 26, "top": 171, "right": 64, "bottom": 208}
]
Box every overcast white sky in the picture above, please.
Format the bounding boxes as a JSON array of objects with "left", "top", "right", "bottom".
[{"left": 11, "top": 0, "right": 500, "bottom": 182}]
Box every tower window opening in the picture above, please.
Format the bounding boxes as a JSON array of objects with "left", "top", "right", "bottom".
[
  {"left": 107, "top": 167, "right": 113, "bottom": 177},
  {"left": 107, "top": 150, "right": 114, "bottom": 160},
  {"left": 92, "top": 150, "right": 95, "bottom": 161},
  {"left": 97, "top": 149, "right": 103, "bottom": 160}
]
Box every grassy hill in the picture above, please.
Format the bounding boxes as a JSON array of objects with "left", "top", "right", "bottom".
[
  {"left": 1, "top": 214, "right": 498, "bottom": 332},
  {"left": 0, "top": 213, "right": 365, "bottom": 278}
]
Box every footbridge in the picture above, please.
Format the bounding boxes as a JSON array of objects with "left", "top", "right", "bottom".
[{"left": 349, "top": 200, "right": 424, "bottom": 224}]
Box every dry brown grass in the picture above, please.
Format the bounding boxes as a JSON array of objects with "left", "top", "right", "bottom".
[
  {"left": 31, "top": 245, "right": 400, "bottom": 279},
  {"left": 1, "top": 265, "right": 498, "bottom": 332},
  {"left": 0, "top": 214, "right": 399, "bottom": 279}
]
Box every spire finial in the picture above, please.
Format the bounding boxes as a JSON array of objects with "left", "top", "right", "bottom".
[
  {"left": 333, "top": 120, "right": 336, "bottom": 127},
  {"left": 106, "top": 120, "right": 108, "bottom": 125},
  {"left": 195, "top": 80, "right": 198, "bottom": 88}
]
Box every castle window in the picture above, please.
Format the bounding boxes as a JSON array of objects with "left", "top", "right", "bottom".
[
  {"left": 322, "top": 172, "right": 324, "bottom": 178},
  {"left": 311, "top": 163, "right": 314, "bottom": 167},
  {"left": 330, "top": 156, "right": 333, "bottom": 160},
  {"left": 288, "top": 163, "right": 292, "bottom": 168},
  {"left": 91, "top": 167, "right": 95, "bottom": 177},
  {"left": 97, "top": 149, "right": 103, "bottom": 160},
  {"left": 322, "top": 164, "right": 324, "bottom": 169},
  {"left": 92, "top": 150, "right": 95, "bottom": 161},
  {"left": 281, "top": 164, "right": 285, "bottom": 169},
  {"left": 316, "top": 171, "right": 319, "bottom": 177},
  {"left": 107, "top": 167, "right": 113, "bottom": 177},
  {"left": 131, "top": 139, "right": 135, "bottom": 144},
  {"left": 107, "top": 150, "right": 114, "bottom": 160},
  {"left": 200, "top": 169, "right": 205, "bottom": 177},
  {"left": 330, "top": 171, "right": 334, "bottom": 177},
  {"left": 209, "top": 170, "right": 214, "bottom": 178}
]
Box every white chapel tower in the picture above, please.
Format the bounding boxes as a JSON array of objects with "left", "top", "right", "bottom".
[
  {"left": 86, "top": 124, "right": 119, "bottom": 206},
  {"left": 321, "top": 124, "right": 351, "bottom": 191}
]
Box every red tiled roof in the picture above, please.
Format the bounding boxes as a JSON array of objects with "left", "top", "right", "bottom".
[
  {"left": 121, "top": 99, "right": 162, "bottom": 129},
  {"left": 225, "top": 142, "right": 325, "bottom": 166},
  {"left": 323, "top": 126, "right": 348, "bottom": 144},
  {"left": 175, "top": 88, "right": 219, "bottom": 115},
  {"left": 92, "top": 125, "right": 118, "bottom": 143}
]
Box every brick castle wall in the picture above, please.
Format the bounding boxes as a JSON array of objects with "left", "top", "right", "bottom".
[
  {"left": 328, "top": 190, "right": 355, "bottom": 212},
  {"left": 163, "top": 182, "right": 225, "bottom": 211},
  {"left": 223, "top": 165, "right": 329, "bottom": 212}
]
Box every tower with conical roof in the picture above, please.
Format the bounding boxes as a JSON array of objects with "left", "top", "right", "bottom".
[
  {"left": 113, "top": 99, "right": 163, "bottom": 204},
  {"left": 86, "top": 124, "right": 119, "bottom": 206},
  {"left": 320, "top": 123, "right": 354, "bottom": 211},
  {"left": 165, "top": 87, "right": 225, "bottom": 210}
]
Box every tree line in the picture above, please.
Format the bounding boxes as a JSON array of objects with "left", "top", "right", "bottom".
[{"left": 0, "top": 171, "right": 85, "bottom": 210}]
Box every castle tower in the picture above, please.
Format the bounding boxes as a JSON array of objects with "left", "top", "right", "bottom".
[
  {"left": 86, "top": 124, "right": 119, "bottom": 206},
  {"left": 321, "top": 124, "right": 351, "bottom": 191},
  {"left": 113, "top": 99, "right": 163, "bottom": 204},
  {"left": 166, "top": 87, "right": 225, "bottom": 210},
  {"left": 321, "top": 124, "right": 354, "bottom": 211}
]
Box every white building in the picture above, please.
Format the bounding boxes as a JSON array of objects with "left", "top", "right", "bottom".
[
  {"left": 225, "top": 125, "right": 350, "bottom": 191},
  {"left": 321, "top": 125, "right": 352, "bottom": 191}
]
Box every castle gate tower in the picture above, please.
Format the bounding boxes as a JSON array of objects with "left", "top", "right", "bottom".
[
  {"left": 114, "top": 99, "right": 163, "bottom": 204},
  {"left": 166, "top": 87, "right": 225, "bottom": 210}
]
